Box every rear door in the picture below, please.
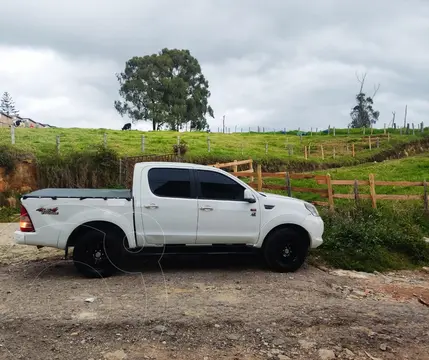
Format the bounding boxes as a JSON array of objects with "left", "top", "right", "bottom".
[
  {"left": 195, "top": 169, "right": 261, "bottom": 244},
  {"left": 140, "top": 166, "right": 198, "bottom": 245}
]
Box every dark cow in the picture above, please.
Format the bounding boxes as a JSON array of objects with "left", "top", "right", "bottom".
[
  {"left": 13, "top": 119, "right": 22, "bottom": 127},
  {"left": 122, "top": 123, "right": 131, "bottom": 130}
]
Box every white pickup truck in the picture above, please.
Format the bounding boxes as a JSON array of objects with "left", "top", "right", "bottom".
[{"left": 14, "top": 161, "right": 324, "bottom": 278}]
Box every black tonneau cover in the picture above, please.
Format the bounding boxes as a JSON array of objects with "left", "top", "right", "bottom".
[{"left": 22, "top": 188, "right": 132, "bottom": 200}]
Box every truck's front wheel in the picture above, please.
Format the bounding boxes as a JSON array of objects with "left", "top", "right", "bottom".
[
  {"left": 72, "top": 229, "right": 122, "bottom": 278},
  {"left": 263, "top": 227, "right": 309, "bottom": 272}
]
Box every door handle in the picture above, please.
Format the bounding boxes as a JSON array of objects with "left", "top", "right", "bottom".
[
  {"left": 199, "top": 206, "right": 213, "bottom": 211},
  {"left": 144, "top": 203, "right": 159, "bottom": 209}
]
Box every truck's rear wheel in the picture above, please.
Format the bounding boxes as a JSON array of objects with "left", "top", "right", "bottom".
[
  {"left": 263, "top": 227, "right": 309, "bottom": 272},
  {"left": 72, "top": 229, "right": 122, "bottom": 278}
]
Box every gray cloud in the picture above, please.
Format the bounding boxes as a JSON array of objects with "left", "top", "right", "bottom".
[{"left": 0, "top": 0, "right": 428, "bottom": 130}]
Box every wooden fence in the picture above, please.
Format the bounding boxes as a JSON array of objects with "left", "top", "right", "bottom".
[
  {"left": 228, "top": 163, "right": 429, "bottom": 211},
  {"left": 210, "top": 159, "right": 254, "bottom": 182}
]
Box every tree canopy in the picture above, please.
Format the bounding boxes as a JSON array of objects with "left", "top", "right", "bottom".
[
  {"left": 0, "top": 92, "right": 19, "bottom": 117},
  {"left": 349, "top": 73, "right": 380, "bottom": 128},
  {"left": 114, "top": 48, "right": 214, "bottom": 131}
]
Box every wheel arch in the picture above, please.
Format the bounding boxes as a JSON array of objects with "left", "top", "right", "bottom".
[
  {"left": 262, "top": 223, "right": 311, "bottom": 249},
  {"left": 66, "top": 221, "right": 129, "bottom": 249}
]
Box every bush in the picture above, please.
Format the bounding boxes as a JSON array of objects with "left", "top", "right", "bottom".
[
  {"left": 37, "top": 145, "right": 121, "bottom": 188},
  {"left": 173, "top": 139, "right": 188, "bottom": 156},
  {"left": 316, "top": 203, "right": 429, "bottom": 272}
]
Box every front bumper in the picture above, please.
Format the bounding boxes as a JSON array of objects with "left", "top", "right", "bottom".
[{"left": 303, "top": 215, "right": 324, "bottom": 248}]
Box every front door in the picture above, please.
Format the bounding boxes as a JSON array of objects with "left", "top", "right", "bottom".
[
  {"left": 195, "top": 169, "right": 261, "bottom": 244},
  {"left": 140, "top": 167, "right": 198, "bottom": 245}
]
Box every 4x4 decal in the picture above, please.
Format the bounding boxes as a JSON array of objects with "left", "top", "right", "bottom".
[{"left": 36, "top": 207, "right": 59, "bottom": 215}]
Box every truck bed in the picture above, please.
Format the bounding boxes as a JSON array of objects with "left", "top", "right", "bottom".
[{"left": 22, "top": 188, "right": 132, "bottom": 200}]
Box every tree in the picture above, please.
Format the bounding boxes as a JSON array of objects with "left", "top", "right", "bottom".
[
  {"left": 349, "top": 72, "right": 380, "bottom": 128},
  {"left": 0, "top": 92, "right": 19, "bottom": 117},
  {"left": 114, "top": 48, "right": 214, "bottom": 131}
]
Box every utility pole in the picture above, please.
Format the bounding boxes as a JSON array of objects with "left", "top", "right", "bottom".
[
  {"left": 403, "top": 105, "right": 407, "bottom": 128},
  {"left": 222, "top": 115, "right": 225, "bottom": 134}
]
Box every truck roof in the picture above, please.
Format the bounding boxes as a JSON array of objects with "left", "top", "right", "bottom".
[{"left": 135, "top": 162, "right": 219, "bottom": 171}]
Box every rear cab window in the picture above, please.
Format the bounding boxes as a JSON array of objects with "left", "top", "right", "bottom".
[{"left": 148, "top": 168, "right": 193, "bottom": 198}]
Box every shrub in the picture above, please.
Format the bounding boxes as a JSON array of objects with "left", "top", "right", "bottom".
[
  {"left": 316, "top": 203, "right": 429, "bottom": 272},
  {"left": 173, "top": 139, "right": 188, "bottom": 156},
  {"left": 37, "top": 145, "right": 121, "bottom": 188}
]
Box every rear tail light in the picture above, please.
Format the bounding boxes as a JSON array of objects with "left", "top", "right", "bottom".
[{"left": 20, "top": 205, "right": 35, "bottom": 232}]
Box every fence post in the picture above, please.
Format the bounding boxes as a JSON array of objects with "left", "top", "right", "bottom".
[
  {"left": 353, "top": 179, "right": 359, "bottom": 205},
  {"left": 285, "top": 172, "right": 292, "bottom": 197},
  {"left": 207, "top": 136, "right": 210, "bottom": 152},
  {"left": 265, "top": 142, "right": 268, "bottom": 154},
  {"left": 257, "top": 164, "right": 262, "bottom": 191},
  {"left": 304, "top": 146, "right": 308, "bottom": 160},
  {"left": 333, "top": 147, "right": 336, "bottom": 159},
  {"left": 103, "top": 133, "right": 107, "bottom": 148},
  {"left": 10, "top": 125, "right": 15, "bottom": 145},
  {"left": 310, "top": 127, "right": 313, "bottom": 136},
  {"left": 412, "top": 123, "right": 415, "bottom": 135},
  {"left": 369, "top": 173, "right": 377, "bottom": 208},
  {"left": 387, "top": 132, "right": 390, "bottom": 142},
  {"left": 56, "top": 135, "right": 60, "bottom": 155},
  {"left": 177, "top": 136, "right": 181, "bottom": 157},
  {"left": 233, "top": 160, "right": 238, "bottom": 173},
  {"left": 333, "top": 127, "right": 336, "bottom": 136},
  {"left": 119, "top": 158, "right": 122, "bottom": 185},
  {"left": 321, "top": 145, "right": 324, "bottom": 160},
  {"left": 363, "top": 127, "right": 366, "bottom": 135},
  {"left": 369, "top": 136, "right": 372, "bottom": 150},
  {"left": 352, "top": 143, "right": 355, "bottom": 157},
  {"left": 424, "top": 180, "right": 428, "bottom": 213},
  {"left": 249, "top": 160, "right": 254, "bottom": 183},
  {"left": 326, "top": 174, "right": 334, "bottom": 211},
  {"left": 384, "top": 123, "right": 386, "bottom": 135}
]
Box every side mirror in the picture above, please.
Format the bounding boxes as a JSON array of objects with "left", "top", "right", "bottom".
[{"left": 244, "top": 189, "right": 256, "bottom": 203}]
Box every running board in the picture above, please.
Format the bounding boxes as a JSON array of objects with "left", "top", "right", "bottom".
[{"left": 127, "top": 244, "right": 259, "bottom": 256}]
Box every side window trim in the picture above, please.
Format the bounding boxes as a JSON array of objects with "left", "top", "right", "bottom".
[
  {"left": 147, "top": 167, "right": 196, "bottom": 199},
  {"left": 194, "top": 169, "right": 246, "bottom": 202}
]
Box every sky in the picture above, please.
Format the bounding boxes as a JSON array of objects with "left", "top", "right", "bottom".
[{"left": 0, "top": 0, "right": 428, "bottom": 132}]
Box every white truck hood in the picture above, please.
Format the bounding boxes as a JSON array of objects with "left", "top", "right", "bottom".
[{"left": 258, "top": 192, "right": 309, "bottom": 206}]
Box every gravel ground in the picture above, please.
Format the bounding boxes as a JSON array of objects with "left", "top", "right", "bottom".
[{"left": 1, "top": 223, "right": 429, "bottom": 360}]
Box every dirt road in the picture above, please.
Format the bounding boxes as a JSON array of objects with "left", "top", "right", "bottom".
[{"left": 1, "top": 223, "right": 429, "bottom": 360}]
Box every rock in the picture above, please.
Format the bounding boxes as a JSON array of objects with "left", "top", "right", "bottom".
[
  {"left": 318, "top": 349, "right": 335, "bottom": 360},
  {"left": 214, "top": 324, "right": 221, "bottom": 328},
  {"left": 103, "top": 350, "right": 127, "bottom": 360},
  {"left": 70, "top": 332, "right": 79, "bottom": 336},
  {"left": 153, "top": 325, "right": 167, "bottom": 333},
  {"left": 380, "top": 343, "right": 387, "bottom": 351},
  {"left": 344, "top": 348, "right": 354, "bottom": 357},
  {"left": 226, "top": 334, "right": 240, "bottom": 340},
  {"left": 422, "top": 266, "right": 429, "bottom": 273},
  {"left": 298, "top": 340, "right": 316, "bottom": 350},
  {"left": 331, "top": 269, "right": 372, "bottom": 279},
  {"left": 256, "top": 328, "right": 261, "bottom": 333},
  {"left": 84, "top": 297, "right": 95, "bottom": 303},
  {"left": 278, "top": 356, "right": 291, "bottom": 360},
  {"left": 272, "top": 338, "right": 285, "bottom": 346}
]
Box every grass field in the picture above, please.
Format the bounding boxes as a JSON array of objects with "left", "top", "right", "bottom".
[{"left": 0, "top": 127, "right": 424, "bottom": 162}]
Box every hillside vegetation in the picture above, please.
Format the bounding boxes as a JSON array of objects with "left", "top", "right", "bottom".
[{"left": 0, "top": 127, "right": 423, "bottom": 163}]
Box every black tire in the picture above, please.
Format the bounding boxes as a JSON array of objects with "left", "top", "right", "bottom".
[
  {"left": 72, "top": 229, "right": 124, "bottom": 278},
  {"left": 263, "top": 227, "right": 309, "bottom": 273}
]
